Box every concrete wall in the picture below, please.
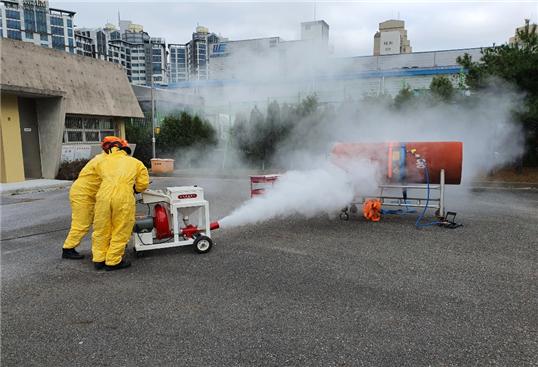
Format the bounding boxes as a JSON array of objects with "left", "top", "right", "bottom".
[
  {"left": 0, "top": 38, "right": 144, "bottom": 181},
  {"left": 0, "top": 94, "right": 25, "bottom": 183},
  {"left": 1, "top": 38, "right": 143, "bottom": 118},
  {"left": 35, "top": 97, "right": 66, "bottom": 179}
]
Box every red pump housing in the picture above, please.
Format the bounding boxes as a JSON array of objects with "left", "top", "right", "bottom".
[
  {"left": 154, "top": 204, "right": 220, "bottom": 239},
  {"left": 153, "top": 204, "right": 172, "bottom": 239}
]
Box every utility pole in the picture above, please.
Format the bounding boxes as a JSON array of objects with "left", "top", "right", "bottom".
[{"left": 151, "top": 76, "right": 156, "bottom": 159}]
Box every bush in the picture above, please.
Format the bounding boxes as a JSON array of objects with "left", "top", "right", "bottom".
[
  {"left": 56, "top": 159, "right": 89, "bottom": 181},
  {"left": 430, "top": 75, "right": 455, "bottom": 101},
  {"left": 156, "top": 112, "right": 217, "bottom": 155}
]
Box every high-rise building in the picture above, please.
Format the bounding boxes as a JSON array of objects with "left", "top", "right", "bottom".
[
  {"left": 74, "top": 30, "right": 93, "bottom": 57},
  {"left": 0, "top": 0, "right": 75, "bottom": 53},
  {"left": 149, "top": 37, "right": 167, "bottom": 84},
  {"left": 74, "top": 19, "right": 167, "bottom": 86},
  {"left": 373, "top": 19, "right": 412, "bottom": 56},
  {"left": 169, "top": 43, "right": 188, "bottom": 83},
  {"left": 187, "top": 26, "right": 210, "bottom": 80},
  {"left": 76, "top": 23, "right": 116, "bottom": 60}
]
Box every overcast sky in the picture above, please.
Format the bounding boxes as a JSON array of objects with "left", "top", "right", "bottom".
[{"left": 52, "top": 1, "right": 538, "bottom": 56}]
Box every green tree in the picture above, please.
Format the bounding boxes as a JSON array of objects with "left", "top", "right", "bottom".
[
  {"left": 156, "top": 112, "right": 217, "bottom": 155},
  {"left": 430, "top": 75, "right": 454, "bottom": 101},
  {"left": 393, "top": 85, "right": 415, "bottom": 109},
  {"left": 457, "top": 20, "right": 538, "bottom": 165},
  {"left": 125, "top": 119, "right": 153, "bottom": 166}
]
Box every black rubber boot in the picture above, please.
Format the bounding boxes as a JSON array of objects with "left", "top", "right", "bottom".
[
  {"left": 105, "top": 260, "right": 131, "bottom": 271},
  {"left": 62, "top": 248, "right": 85, "bottom": 260},
  {"left": 94, "top": 262, "right": 105, "bottom": 270}
]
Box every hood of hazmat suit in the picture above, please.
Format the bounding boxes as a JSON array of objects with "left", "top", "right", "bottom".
[
  {"left": 92, "top": 148, "right": 149, "bottom": 265},
  {"left": 63, "top": 152, "right": 107, "bottom": 249}
]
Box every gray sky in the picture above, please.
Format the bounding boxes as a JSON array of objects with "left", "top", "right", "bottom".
[{"left": 52, "top": 1, "right": 538, "bottom": 56}]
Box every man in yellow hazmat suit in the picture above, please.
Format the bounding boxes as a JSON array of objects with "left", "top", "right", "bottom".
[
  {"left": 92, "top": 139, "right": 149, "bottom": 271},
  {"left": 61, "top": 137, "right": 122, "bottom": 259}
]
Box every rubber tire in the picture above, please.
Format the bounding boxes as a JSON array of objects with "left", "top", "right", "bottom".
[
  {"left": 193, "top": 235, "right": 213, "bottom": 254},
  {"left": 339, "top": 212, "right": 350, "bottom": 221},
  {"left": 133, "top": 247, "right": 144, "bottom": 258}
]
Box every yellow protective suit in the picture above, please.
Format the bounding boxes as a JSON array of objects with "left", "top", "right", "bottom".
[
  {"left": 91, "top": 148, "right": 149, "bottom": 266},
  {"left": 63, "top": 153, "right": 107, "bottom": 249}
]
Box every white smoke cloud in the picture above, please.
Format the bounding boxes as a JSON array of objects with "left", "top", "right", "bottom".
[
  {"left": 161, "top": 38, "right": 526, "bottom": 228},
  {"left": 219, "top": 159, "right": 379, "bottom": 228}
]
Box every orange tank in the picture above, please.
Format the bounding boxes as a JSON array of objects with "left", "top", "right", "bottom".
[{"left": 331, "top": 141, "right": 463, "bottom": 185}]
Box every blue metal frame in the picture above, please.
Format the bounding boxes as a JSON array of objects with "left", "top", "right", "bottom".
[{"left": 166, "top": 66, "right": 465, "bottom": 89}]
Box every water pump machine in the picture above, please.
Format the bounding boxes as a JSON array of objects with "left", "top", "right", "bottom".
[{"left": 133, "top": 186, "right": 220, "bottom": 255}]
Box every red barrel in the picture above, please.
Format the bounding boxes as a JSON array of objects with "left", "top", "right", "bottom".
[{"left": 331, "top": 141, "right": 462, "bottom": 185}]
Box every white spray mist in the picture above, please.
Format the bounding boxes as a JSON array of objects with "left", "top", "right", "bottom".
[{"left": 219, "top": 159, "right": 379, "bottom": 228}]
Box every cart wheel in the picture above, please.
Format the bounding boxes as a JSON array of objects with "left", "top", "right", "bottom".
[
  {"left": 339, "top": 212, "right": 350, "bottom": 221},
  {"left": 133, "top": 247, "right": 144, "bottom": 258},
  {"left": 193, "top": 235, "right": 213, "bottom": 254}
]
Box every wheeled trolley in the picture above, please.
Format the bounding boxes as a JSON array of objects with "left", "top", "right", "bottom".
[{"left": 133, "top": 186, "right": 219, "bottom": 255}]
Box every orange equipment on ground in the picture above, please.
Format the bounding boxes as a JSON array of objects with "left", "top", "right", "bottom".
[
  {"left": 331, "top": 141, "right": 463, "bottom": 185},
  {"left": 363, "top": 199, "right": 382, "bottom": 222}
]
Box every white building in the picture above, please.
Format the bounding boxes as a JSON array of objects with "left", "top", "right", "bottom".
[{"left": 300, "top": 20, "right": 329, "bottom": 43}]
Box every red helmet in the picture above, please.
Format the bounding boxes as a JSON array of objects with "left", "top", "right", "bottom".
[{"left": 101, "top": 136, "right": 123, "bottom": 151}]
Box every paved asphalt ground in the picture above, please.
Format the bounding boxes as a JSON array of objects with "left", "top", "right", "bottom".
[{"left": 1, "top": 176, "right": 537, "bottom": 366}]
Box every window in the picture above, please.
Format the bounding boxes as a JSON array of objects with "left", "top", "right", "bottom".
[
  {"left": 40, "top": 33, "right": 48, "bottom": 41},
  {"left": 35, "top": 9, "right": 47, "bottom": 33},
  {"left": 64, "top": 116, "right": 115, "bottom": 143},
  {"left": 5, "top": 9, "right": 20, "bottom": 19},
  {"left": 84, "top": 131, "right": 99, "bottom": 142},
  {"left": 25, "top": 31, "right": 33, "bottom": 39},
  {"left": 67, "top": 131, "right": 83, "bottom": 142},
  {"left": 67, "top": 28, "right": 73, "bottom": 37},
  {"left": 66, "top": 18, "right": 72, "bottom": 27},
  {"left": 50, "top": 17, "right": 63, "bottom": 26},
  {"left": 52, "top": 36, "right": 65, "bottom": 49},
  {"left": 51, "top": 26, "right": 64, "bottom": 35},
  {"left": 24, "top": 9, "right": 35, "bottom": 32},
  {"left": 7, "top": 19, "right": 21, "bottom": 30},
  {"left": 7, "top": 30, "right": 22, "bottom": 40}
]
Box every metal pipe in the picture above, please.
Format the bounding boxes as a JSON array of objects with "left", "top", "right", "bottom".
[
  {"left": 439, "top": 169, "right": 445, "bottom": 218},
  {"left": 378, "top": 184, "right": 442, "bottom": 189},
  {"left": 181, "top": 221, "right": 220, "bottom": 238},
  {"left": 151, "top": 76, "right": 156, "bottom": 159}
]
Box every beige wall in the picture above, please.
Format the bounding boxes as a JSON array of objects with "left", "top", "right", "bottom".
[
  {"left": 115, "top": 117, "right": 126, "bottom": 139},
  {"left": 0, "top": 94, "right": 25, "bottom": 183}
]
